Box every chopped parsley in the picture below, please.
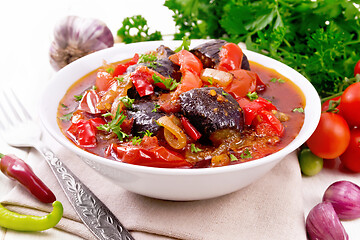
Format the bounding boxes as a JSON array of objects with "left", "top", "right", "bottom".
[
  {"left": 115, "top": 77, "right": 124, "bottom": 83},
  {"left": 292, "top": 107, "right": 304, "bottom": 113},
  {"left": 152, "top": 74, "right": 179, "bottom": 91},
  {"left": 131, "top": 136, "right": 142, "bottom": 145},
  {"left": 59, "top": 112, "right": 73, "bottom": 121},
  {"left": 270, "top": 78, "right": 285, "bottom": 83},
  {"left": 222, "top": 91, "right": 228, "bottom": 96},
  {"left": 61, "top": 103, "right": 68, "bottom": 109},
  {"left": 190, "top": 143, "right": 202, "bottom": 153},
  {"left": 119, "top": 96, "right": 135, "bottom": 109},
  {"left": 138, "top": 53, "right": 158, "bottom": 64},
  {"left": 246, "top": 92, "right": 258, "bottom": 101},
  {"left": 229, "top": 154, "right": 238, "bottom": 162},
  {"left": 175, "top": 36, "right": 191, "bottom": 52},
  {"left": 152, "top": 103, "right": 160, "bottom": 112},
  {"left": 97, "top": 106, "right": 129, "bottom": 141},
  {"left": 74, "top": 95, "right": 83, "bottom": 101},
  {"left": 106, "top": 67, "right": 114, "bottom": 74},
  {"left": 139, "top": 130, "right": 153, "bottom": 137},
  {"left": 240, "top": 149, "right": 252, "bottom": 159}
]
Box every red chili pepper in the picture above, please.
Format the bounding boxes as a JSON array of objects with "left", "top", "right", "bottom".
[
  {"left": 181, "top": 116, "right": 202, "bottom": 140},
  {"left": 113, "top": 53, "right": 139, "bottom": 77},
  {"left": 0, "top": 153, "right": 56, "bottom": 203},
  {"left": 129, "top": 65, "right": 155, "bottom": 97}
]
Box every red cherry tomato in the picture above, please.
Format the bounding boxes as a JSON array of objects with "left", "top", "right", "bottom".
[
  {"left": 339, "top": 128, "right": 360, "bottom": 172},
  {"left": 354, "top": 60, "right": 360, "bottom": 77},
  {"left": 306, "top": 112, "right": 350, "bottom": 159},
  {"left": 339, "top": 82, "right": 360, "bottom": 127}
]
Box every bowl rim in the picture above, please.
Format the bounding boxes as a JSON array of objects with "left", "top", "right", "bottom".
[{"left": 39, "top": 39, "right": 321, "bottom": 176}]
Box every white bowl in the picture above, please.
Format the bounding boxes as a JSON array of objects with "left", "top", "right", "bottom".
[{"left": 39, "top": 40, "right": 321, "bottom": 201}]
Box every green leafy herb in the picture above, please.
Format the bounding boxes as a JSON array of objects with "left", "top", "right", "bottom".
[
  {"left": 115, "top": 77, "right": 124, "bottom": 83},
  {"left": 222, "top": 91, "right": 228, "bottom": 96},
  {"left": 61, "top": 103, "right": 68, "bottom": 109},
  {"left": 190, "top": 143, "right": 202, "bottom": 153},
  {"left": 152, "top": 74, "right": 179, "bottom": 91},
  {"left": 97, "top": 106, "right": 129, "bottom": 141},
  {"left": 152, "top": 103, "right": 161, "bottom": 113},
  {"left": 102, "top": 112, "right": 113, "bottom": 118},
  {"left": 246, "top": 91, "right": 259, "bottom": 101},
  {"left": 119, "top": 96, "right": 135, "bottom": 109},
  {"left": 132, "top": 136, "right": 142, "bottom": 145},
  {"left": 175, "top": 36, "right": 191, "bottom": 52},
  {"left": 138, "top": 53, "right": 158, "bottom": 63},
  {"left": 140, "top": 130, "right": 153, "bottom": 137},
  {"left": 292, "top": 107, "right": 304, "bottom": 113},
  {"left": 270, "top": 78, "right": 285, "bottom": 83},
  {"left": 164, "top": 0, "right": 360, "bottom": 98},
  {"left": 59, "top": 112, "right": 73, "bottom": 121},
  {"left": 106, "top": 67, "right": 114, "bottom": 74},
  {"left": 92, "top": 85, "right": 98, "bottom": 90},
  {"left": 207, "top": 78, "right": 214, "bottom": 85},
  {"left": 240, "top": 149, "right": 252, "bottom": 159},
  {"left": 74, "top": 95, "right": 83, "bottom": 101},
  {"left": 229, "top": 154, "right": 238, "bottom": 162},
  {"left": 117, "top": 15, "right": 162, "bottom": 44}
]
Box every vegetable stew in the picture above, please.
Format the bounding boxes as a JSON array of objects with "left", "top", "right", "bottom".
[{"left": 57, "top": 40, "right": 305, "bottom": 168}]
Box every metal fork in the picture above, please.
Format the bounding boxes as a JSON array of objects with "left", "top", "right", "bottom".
[{"left": 0, "top": 89, "right": 134, "bottom": 240}]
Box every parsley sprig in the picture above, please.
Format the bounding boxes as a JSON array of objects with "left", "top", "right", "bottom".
[
  {"left": 97, "top": 107, "right": 129, "bottom": 141},
  {"left": 152, "top": 74, "right": 179, "bottom": 91}
]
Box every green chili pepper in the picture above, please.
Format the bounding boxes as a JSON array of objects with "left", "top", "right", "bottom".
[{"left": 0, "top": 201, "right": 63, "bottom": 231}]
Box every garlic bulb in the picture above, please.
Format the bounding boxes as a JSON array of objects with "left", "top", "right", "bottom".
[
  {"left": 49, "top": 16, "right": 114, "bottom": 70},
  {"left": 306, "top": 202, "right": 348, "bottom": 240},
  {"left": 323, "top": 180, "right": 360, "bottom": 220}
]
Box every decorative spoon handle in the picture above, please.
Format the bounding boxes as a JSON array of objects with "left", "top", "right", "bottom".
[{"left": 38, "top": 144, "right": 134, "bottom": 240}]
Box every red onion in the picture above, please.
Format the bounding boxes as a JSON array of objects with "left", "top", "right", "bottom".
[
  {"left": 323, "top": 180, "right": 360, "bottom": 220},
  {"left": 306, "top": 202, "right": 348, "bottom": 240},
  {"left": 49, "top": 16, "right": 114, "bottom": 70}
]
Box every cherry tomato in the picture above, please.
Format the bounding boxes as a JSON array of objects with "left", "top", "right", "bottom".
[
  {"left": 339, "top": 82, "right": 360, "bottom": 127},
  {"left": 321, "top": 96, "right": 341, "bottom": 113},
  {"left": 354, "top": 60, "right": 360, "bottom": 77},
  {"left": 306, "top": 112, "right": 350, "bottom": 159},
  {"left": 299, "top": 148, "right": 323, "bottom": 176},
  {"left": 339, "top": 128, "right": 360, "bottom": 172}
]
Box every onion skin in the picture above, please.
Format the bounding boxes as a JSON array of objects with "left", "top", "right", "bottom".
[
  {"left": 323, "top": 180, "right": 360, "bottom": 220},
  {"left": 49, "top": 16, "right": 114, "bottom": 70},
  {"left": 306, "top": 202, "right": 348, "bottom": 240}
]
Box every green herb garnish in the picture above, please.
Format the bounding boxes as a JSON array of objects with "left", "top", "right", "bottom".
[
  {"left": 119, "top": 96, "right": 135, "bottom": 109},
  {"left": 190, "top": 143, "right": 202, "bottom": 153},
  {"left": 59, "top": 112, "right": 73, "bottom": 121},
  {"left": 115, "top": 77, "right": 124, "bottom": 83},
  {"left": 292, "top": 107, "right": 304, "bottom": 113},
  {"left": 246, "top": 92, "right": 258, "bottom": 101},
  {"left": 175, "top": 36, "right": 191, "bottom": 52},
  {"left": 138, "top": 53, "right": 158, "bottom": 63},
  {"left": 97, "top": 106, "right": 129, "bottom": 141},
  {"left": 131, "top": 136, "right": 142, "bottom": 145},
  {"left": 240, "top": 149, "right": 252, "bottom": 159},
  {"left": 229, "top": 154, "right": 238, "bottom": 162},
  {"left": 270, "top": 78, "right": 285, "bottom": 83},
  {"left": 222, "top": 91, "right": 228, "bottom": 96},
  {"left": 139, "top": 130, "right": 153, "bottom": 137},
  {"left": 106, "top": 67, "right": 114, "bottom": 74},
  {"left": 152, "top": 74, "right": 179, "bottom": 91},
  {"left": 152, "top": 103, "right": 161, "bottom": 113},
  {"left": 61, "top": 103, "right": 68, "bottom": 109},
  {"left": 74, "top": 95, "right": 83, "bottom": 101}
]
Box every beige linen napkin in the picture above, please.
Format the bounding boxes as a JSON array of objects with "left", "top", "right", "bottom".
[{"left": 1, "top": 133, "right": 306, "bottom": 240}]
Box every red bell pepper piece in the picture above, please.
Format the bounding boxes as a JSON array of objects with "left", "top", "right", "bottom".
[
  {"left": 169, "top": 50, "right": 203, "bottom": 76},
  {"left": 217, "top": 43, "right": 243, "bottom": 72},
  {"left": 181, "top": 116, "right": 202, "bottom": 140},
  {"left": 237, "top": 97, "right": 278, "bottom": 126},
  {"left": 113, "top": 53, "right": 139, "bottom": 77},
  {"left": 67, "top": 118, "right": 106, "bottom": 148},
  {"left": 106, "top": 144, "right": 192, "bottom": 168},
  {"left": 0, "top": 153, "right": 56, "bottom": 203},
  {"left": 256, "top": 110, "right": 284, "bottom": 136}
]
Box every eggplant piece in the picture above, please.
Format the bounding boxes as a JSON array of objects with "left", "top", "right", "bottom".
[
  {"left": 126, "top": 100, "right": 164, "bottom": 136},
  {"left": 179, "top": 87, "right": 244, "bottom": 137},
  {"left": 190, "top": 39, "right": 250, "bottom": 70},
  {"left": 191, "top": 40, "right": 227, "bottom": 68},
  {"left": 156, "top": 45, "right": 175, "bottom": 59},
  {"left": 126, "top": 58, "right": 181, "bottom": 81}
]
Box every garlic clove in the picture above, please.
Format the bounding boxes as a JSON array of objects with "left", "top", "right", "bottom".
[
  {"left": 306, "top": 202, "right": 348, "bottom": 240},
  {"left": 323, "top": 180, "right": 360, "bottom": 220},
  {"left": 49, "top": 16, "right": 114, "bottom": 71}
]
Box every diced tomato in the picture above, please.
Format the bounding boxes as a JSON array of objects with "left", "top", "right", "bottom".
[
  {"left": 95, "top": 70, "right": 116, "bottom": 92},
  {"left": 140, "top": 136, "right": 159, "bottom": 150},
  {"left": 181, "top": 116, "right": 202, "bottom": 140},
  {"left": 129, "top": 66, "right": 155, "bottom": 97},
  {"left": 106, "top": 144, "right": 191, "bottom": 168},
  {"left": 174, "top": 70, "right": 202, "bottom": 97},
  {"left": 113, "top": 53, "right": 139, "bottom": 77},
  {"left": 255, "top": 110, "right": 284, "bottom": 136},
  {"left": 169, "top": 50, "right": 203, "bottom": 76},
  {"left": 78, "top": 89, "right": 102, "bottom": 114},
  {"left": 237, "top": 97, "right": 277, "bottom": 126},
  {"left": 217, "top": 43, "right": 243, "bottom": 72},
  {"left": 158, "top": 93, "right": 181, "bottom": 113},
  {"left": 67, "top": 118, "right": 105, "bottom": 148},
  {"left": 225, "top": 69, "right": 264, "bottom": 99}
]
